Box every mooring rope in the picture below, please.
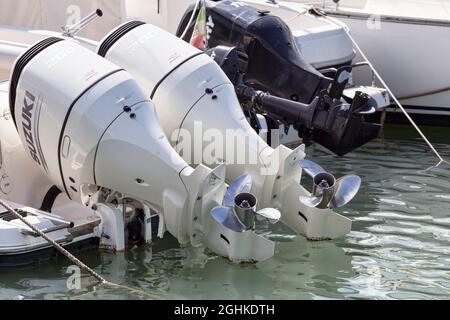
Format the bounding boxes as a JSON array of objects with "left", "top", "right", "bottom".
[
  {"left": 0, "top": 199, "right": 107, "bottom": 283},
  {"left": 321, "top": 14, "right": 447, "bottom": 165},
  {"left": 0, "top": 199, "right": 161, "bottom": 299}
]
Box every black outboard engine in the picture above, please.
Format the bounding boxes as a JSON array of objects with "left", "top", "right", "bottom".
[
  {"left": 178, "top": 0, "right": 331, "bottom": 104},
  {"left": 177, "top": 0, "right": 381, "bottom": 156},
  {"left": 208, "top": 45, "right": 381, "bottom": 155}
]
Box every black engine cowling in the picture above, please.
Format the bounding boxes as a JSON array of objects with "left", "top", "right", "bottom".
[{"left": 177, "top": 0, "right": 332, "bottom": 104}]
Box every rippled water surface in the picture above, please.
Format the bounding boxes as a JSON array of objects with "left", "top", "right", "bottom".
[{"left": 1, "top": 125, "right": 450, "bottom": 300}]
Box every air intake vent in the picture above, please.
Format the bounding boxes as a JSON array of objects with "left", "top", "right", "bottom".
[
  {"left": 98, "top": 21, "right": 145, "bottom": 57},
  {"left": 9, "top": 37, "right": 63, "bottom": 126}
]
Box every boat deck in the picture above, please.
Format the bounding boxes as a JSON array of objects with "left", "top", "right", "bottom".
[
  {"left": 289, "top": 0, "right": 450, "bottom": 22},
  {"left": 0, "top": 200, "right": 101, "bottom": 267},
  {"left": 54, "top": 204, "right": 101, "bottom": 238}
]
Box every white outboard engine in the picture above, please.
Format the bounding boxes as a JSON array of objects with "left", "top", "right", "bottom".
[
  {"left": 9, "top": 37, "right": 278, "bottom": 262},
  {"left": 97, "top": 22, "right": 360, "bottom": 240}
]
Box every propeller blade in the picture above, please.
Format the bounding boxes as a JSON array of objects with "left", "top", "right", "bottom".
[
  {"left": 356, "top": 106, "right": 376, "bottom": 114},
  {"left": 298, "top": 159, "right": 326, "bottom": 177},
  {"left": 330, "top": 175, "right": 361, "bottom": 208},
  {"left": 299, "top": 195, "right": 323, "bottom": 208},
  {"left": 224, "top": 174, "right": 253, "bottom": 207},
  {"left": 256, "top": 208, "right": 281, "bottom": 224},
  {"left": 211, "top": 206, "right": 247, "bottom": 232}
]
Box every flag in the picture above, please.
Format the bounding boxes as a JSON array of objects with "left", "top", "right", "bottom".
[{"left": 190, "top": 0, "right": 208, "bottom": 50}]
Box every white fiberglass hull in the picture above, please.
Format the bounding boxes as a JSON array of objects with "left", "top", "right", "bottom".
[
  {"left": 334, "top": 14, "right": 450, "bottom": 118},
  {"left": 285, "top": 0, "right": 450, "bottom": 118}
]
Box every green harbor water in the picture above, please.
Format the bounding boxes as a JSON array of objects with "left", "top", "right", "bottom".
[{"left": 1, "top": 124, "right": 450, "bottom": 300}]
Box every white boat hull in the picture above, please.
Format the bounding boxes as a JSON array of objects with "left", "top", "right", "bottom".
[
  {"left": 335, "top": 14, "right": 450, "bottom": 117},
  {"left": 283, "top": 0, "right": 450, "bottom": 118}
]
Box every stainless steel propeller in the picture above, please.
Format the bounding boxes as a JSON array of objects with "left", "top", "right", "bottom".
[
  {"left": 223, "top": 174, "right": 252, "bottom": 207},
  {"left": 211, "top": 174, "right": 281, "bottom": 232},
  {"left": 298, "top": 160, "right": 361, "bottom": 209},
  {"left": 352, "top": 91, "right": 377, "bottom": 115}
]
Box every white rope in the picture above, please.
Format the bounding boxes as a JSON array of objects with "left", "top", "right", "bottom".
[
  {"left": 322, "top": 15, "right": 447, "bottom": 164},
  {"left": 0, "top": 199, "right": 107, "bottom": 283},
  {"left": 180, "top": 0, "right": 202, "bottom": 39}
]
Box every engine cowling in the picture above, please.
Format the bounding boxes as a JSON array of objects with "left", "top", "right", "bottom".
[{"left": 10, "top": 37, "right": 186, "bottom": 207}]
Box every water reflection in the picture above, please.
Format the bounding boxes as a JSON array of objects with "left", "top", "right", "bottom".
[
  {"left": 1, "top": 127, "right": 450, "bottom": 300},
  {"left": 308, "top": 135, "right": 450, "bottom": 300}
]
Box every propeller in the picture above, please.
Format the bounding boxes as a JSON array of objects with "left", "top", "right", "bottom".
[
  {"left": 223, "top": 174, "right": 252, "bottom": 207},
  {"left": 298, "top": 160, "right": 361, "bottom": 209},
  {"left": 211, "top": 175, "right": 281, "bottom": 232},
  {"left": 356, "top": 105, "right": 377, "bottom": 114},
  {"left": 351, "top": 91, "right": 377, "bottom": 115}
]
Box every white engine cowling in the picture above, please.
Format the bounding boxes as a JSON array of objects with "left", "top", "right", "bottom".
[
  {"left": 10, "top": 37, "right": 189, "bottom": 209},
  {"left": 98, "top": 22, "right": 285, "bottom": 187}
]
